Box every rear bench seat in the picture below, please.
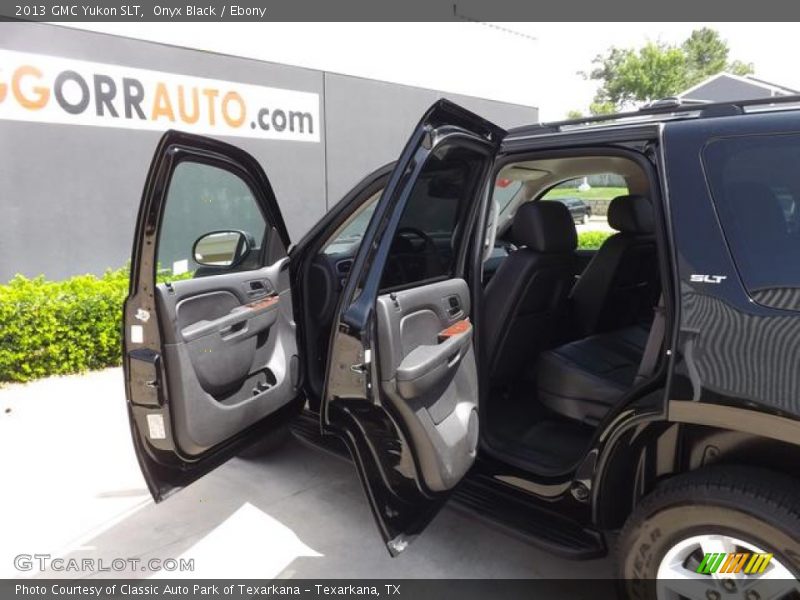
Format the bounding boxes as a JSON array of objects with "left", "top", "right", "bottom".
[{"left": 534, "top": 323, "right": 650, "bottom": 424}]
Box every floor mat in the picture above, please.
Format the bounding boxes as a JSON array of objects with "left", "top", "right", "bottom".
[{"left": 487, "top": 390, "right": 595, "bottom": 473}]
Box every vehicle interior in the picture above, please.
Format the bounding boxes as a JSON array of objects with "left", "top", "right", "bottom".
[
  {"left": 300, "top": 156, "right": 483, "bottom": 406},
  {"left": 299, "top": 149, "right": 666, "bottom": 477},
  {"left": 481, "top": 153, "right": 663, "bottom": 475}
]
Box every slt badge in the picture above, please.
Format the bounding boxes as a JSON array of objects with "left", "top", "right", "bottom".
[{"left": 690, "top": 274, "right": 728, "bottom": 284}]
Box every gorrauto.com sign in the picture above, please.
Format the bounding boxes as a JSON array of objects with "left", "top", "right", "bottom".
[{"left": 0, "top": 49, "right": 320, "bottom": 142}]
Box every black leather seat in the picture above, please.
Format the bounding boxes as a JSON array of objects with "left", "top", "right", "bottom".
[
  {"left": 484, "top": 201, "right": 577, "bottom": 382},
  {"left": 570, "top": 195, "right": 660, "bottom": 337},
  {"left": 536, "top": 323, "right": 649, "bottom": 424}
]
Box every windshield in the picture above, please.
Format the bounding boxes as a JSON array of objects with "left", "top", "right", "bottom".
[
  {"left": 494, "top": 178, "right": 524, "bottom": 213},
  {"left": 322, "top": 190, "right": 381, "bottom": 255}
]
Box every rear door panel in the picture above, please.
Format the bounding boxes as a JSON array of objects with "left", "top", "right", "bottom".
[
  {"left": 321, "top": 100, "right": 505, "bottom": 552},
  {"left": 375, "top": 279, "right": 477, "bottom": 492}
]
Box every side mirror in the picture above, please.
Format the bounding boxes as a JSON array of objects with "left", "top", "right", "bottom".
[{"left": 192, "top": 230, "right": 253, "bottom": 268}]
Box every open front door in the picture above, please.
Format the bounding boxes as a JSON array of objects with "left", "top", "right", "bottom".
[
  {"left": 322, "top": 100, "right": 505, "bottom": 554},
  {"left": 124, "top": 131, "right": 302, "bottom": 502}
]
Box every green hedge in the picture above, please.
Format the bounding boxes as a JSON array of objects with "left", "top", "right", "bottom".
[
  {"left": 0, "top": 268, "right": 129, "bottom": 383},
  {"left": 0, "top": 231, "right": 614, "bottom": 383},
  {"left": 577, "top": 230, "right": 612, "bottom": 249}
]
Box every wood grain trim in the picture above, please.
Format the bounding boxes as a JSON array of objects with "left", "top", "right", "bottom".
[
  {"left": 247, "top": 295, "right": 280, "bottom": 311},
  {"left": 438, "top": 318, "right": 471, "bottom": 342}
]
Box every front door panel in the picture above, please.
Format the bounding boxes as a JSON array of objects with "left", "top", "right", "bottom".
[
  {"left": 155, "top": 260, "right": 297, "bottom": 456},
  {"left": 321, "top": 100, "right": 505, "bottom": 553},
  {"left": 124, "top": 131, "right": 300, "bottom": 501}
]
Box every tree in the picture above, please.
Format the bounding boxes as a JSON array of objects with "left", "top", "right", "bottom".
[
  {"left": 589, "top": 42, "right": 688, "bottom": 108},
  {"left": 682, "top": 28, "right": 728, "bottom": 85},
  {"left": 728, "top": 60, "right": 756, "bottom": 77},
  {"left": 588, "top": 101, "right": 617, "bottom": 116},
  {"left": 587, "top": 28, "right": 754, "bottom": 115},
  {"left": 682, "top": 28, "right": 753, "bottom": 86}
]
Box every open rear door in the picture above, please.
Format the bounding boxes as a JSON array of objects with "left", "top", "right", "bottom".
[
  {"left": 124, "top": 131, "right": 302, "bottom": 502},
  {"left": 322, "top": 100, "right": 505, "bottom": 554}
]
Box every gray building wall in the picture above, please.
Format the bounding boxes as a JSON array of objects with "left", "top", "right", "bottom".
[
  {"left": 323, "top": 73, "right": 539, "bottom": 203},
  {"left": 0, "top": 23, "right": 538, "bottom": 282}
]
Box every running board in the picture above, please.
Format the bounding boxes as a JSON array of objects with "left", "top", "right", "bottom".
[
  {"left": 451, "top": 473, "right": 605, "bottom": 559},
  {"left": 290, "top": 411, "right": 605, "bottom": 559}
]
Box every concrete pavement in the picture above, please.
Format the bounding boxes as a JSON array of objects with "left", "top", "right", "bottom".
[{"left": 0, "top": 368, "right": 612, "bottom": 579}]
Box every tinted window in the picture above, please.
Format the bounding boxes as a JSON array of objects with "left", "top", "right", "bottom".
[
  {"left": 704, "top": 134, "right": 800, "bottom": 309},
  {"left": 157, "top": 162, "right": 268, "bottom": 279},
  {"left": 380, "top": 144, "right": 487, "bottom": 290},
  {"left": 322, "top": 190, "right": 381, "bottom": 256}
]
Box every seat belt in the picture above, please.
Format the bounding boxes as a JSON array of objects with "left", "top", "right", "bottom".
[{"left": 635, "top": 294, "right": 666, "bottom": 385}]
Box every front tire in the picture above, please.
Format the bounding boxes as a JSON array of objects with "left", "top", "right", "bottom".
[{"left": 618, "top": 467, "right": 800, "bottom": 599}]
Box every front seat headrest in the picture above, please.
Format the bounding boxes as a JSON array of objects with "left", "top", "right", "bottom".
[
  {"left": 608, "top": 195, "right": 654, "bottom": 234},
  {"left": 509, "top": 201, "right": 578, "bottom": 253}
]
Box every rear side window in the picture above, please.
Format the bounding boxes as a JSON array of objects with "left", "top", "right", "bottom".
[
  {"left": 703, "top": 134, "right": 800, "bottom": 310},
  {"left": 540, "top": 174, "right": 628, "bottom": 203}
]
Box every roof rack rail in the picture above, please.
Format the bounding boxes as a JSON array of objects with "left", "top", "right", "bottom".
[{"left": 512, "top": 94, "right": 800, "bottom": 137}]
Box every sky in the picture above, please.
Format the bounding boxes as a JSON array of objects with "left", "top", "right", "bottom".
[{"left": 64, "top": 22, "right": 799, "bottom": 121}]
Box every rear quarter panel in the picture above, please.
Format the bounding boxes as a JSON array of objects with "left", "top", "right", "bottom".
[{"left": 663, "top": 112, "right": 800, "bottom": 419}]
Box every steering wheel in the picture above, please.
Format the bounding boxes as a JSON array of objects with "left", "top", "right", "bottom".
[
  {"left": 384, "top": 227, "right": 444, "bottom": 287},
  {"left": 396, "top": 227, "right": 438, "bottom": 254}
]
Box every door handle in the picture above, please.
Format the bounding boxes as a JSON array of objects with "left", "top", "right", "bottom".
[
  {"left": 243, "top": 278, "right": 274, "bottom": 297},
  {"left": 447, "top": 351, "right": 461, "bottom": 368},
  {"left": 220, "top": 321, "right": 246, "bottom": 337}
]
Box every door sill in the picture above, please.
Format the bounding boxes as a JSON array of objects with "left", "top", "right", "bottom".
[
  {"left": 290, "top": 409, "right": 350, "bottom": 459},
  {"left": 452, "top": 471, "right": 605, "bottom": 559},
  {"left": 291, "top": 410, "right": 606, "bottom": 559}
]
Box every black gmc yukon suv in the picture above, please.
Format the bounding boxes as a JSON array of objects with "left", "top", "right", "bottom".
[{"left": 123, "top": 97, "right": 800, "bottom": 595}]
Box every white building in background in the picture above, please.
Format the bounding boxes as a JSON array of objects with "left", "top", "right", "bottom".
[{"left": 678, "top": 72, "right": 798, "bottom": 103}]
